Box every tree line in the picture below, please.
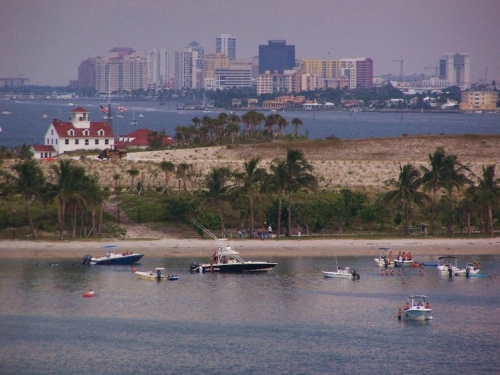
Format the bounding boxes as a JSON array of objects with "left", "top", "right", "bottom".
[{"left": 1, "top": 146, "right": 499, "bottom": 239}]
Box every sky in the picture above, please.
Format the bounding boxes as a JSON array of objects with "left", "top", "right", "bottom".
[{"left": 1, "top": 0, "right": 499, "bottom": 86}]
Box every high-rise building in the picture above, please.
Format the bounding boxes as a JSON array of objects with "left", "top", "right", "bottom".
[
  {"left": 258, "top": 40, "right": 295, "bottom": 74},
  {"left": 174, "top": 48, "right": 200, "bottom": 90},
  {"left": 95, "top": 48, "right": 148, "bottom": 94},
  {"left": 77, "top": 58, "right": 96, "bottom": 89},
  {"left": 202, "top": 53, "right": 230, "bottom": 89},
  {"left": 147, "top": 48, "right": 171, "bottom": 89},
  {"left": 216, "top": 34, "right": 236, "bottom": 60},
  {"left": 439, "top": 53, "right": 471, "bottom": 89}
]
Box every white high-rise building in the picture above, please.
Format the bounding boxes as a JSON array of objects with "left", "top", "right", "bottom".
[
  {"left": 440, "top": 53, "right": 471, "bottom": 90},
  {"left": 174, "top": 48, "right": 200, "bottom": 89},
  {"left": 147, "top": 48, "right": 171, "bottom": 89},
  {"left": 216, "top": 34, "right": 236, "bottom": 60}
]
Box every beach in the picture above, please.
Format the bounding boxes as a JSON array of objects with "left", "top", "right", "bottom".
[{"left": 1, "top": 237, "right": 499, "bottom": 260}]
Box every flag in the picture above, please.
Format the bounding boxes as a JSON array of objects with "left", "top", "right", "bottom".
[
  {"left": 100, "top": 105, "right": 109, "bottom": 114},
  {"left": 118, "top": 106, "right": 126, "bottom": 112}
]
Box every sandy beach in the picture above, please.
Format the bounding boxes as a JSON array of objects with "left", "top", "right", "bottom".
[{"left": 1, "top": 237, "right": 499, "bottom": 260}]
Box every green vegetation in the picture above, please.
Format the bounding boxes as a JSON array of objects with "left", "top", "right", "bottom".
[{"left": 0, "top": 144, "right": 499, "bottom": 239}]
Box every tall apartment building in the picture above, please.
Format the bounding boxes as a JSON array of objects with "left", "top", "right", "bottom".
[
  {"left": 95, "top": 48, "right": 148, "bottom": 94},
  {"left": 301, "top": 57, "right": 373, "bottom": 89},
  {"left": 202, "top": 53, "right": 230, "bottom": 89},
  {"left": 440, "top": 53, "right": 471, "bottom": 89},
  {"left": 77, "top": 58, "right": 96, "bottom": 89},
  {"left": 257, "top": 70, "right": 296, "bottom": 95},
  {"left": 147, "top": 48, "right": 171, "bottom": 89},
  {"left": 216, "top": 34, "right": 236, "bottom": 60},
  {"left": 175, "top": 48, "right": 200, "bottom": 89},
  {"left": 258, "top": 40, "right": 295, "bottom": 74}
]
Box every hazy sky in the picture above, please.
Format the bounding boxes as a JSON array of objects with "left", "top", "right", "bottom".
[{"left": 1, "top": 0, "right": 499, "bottom": 86}]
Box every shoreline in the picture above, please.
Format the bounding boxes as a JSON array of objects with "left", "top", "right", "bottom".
[{"left": 1, "top": 237, "right": 499, "bottom": 260}]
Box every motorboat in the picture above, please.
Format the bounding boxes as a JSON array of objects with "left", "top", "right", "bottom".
[
  {"left": 189, "top": 220, "right": 277, "bottom": 273},
  {"left": 454, "top": 263, "right": 481, "bottom": 277},
  {"left": 322, "top": 267, "right": 360, "bottom": 279},
  {"left": 437, "top": 256, "right": 460, "bottom": 273},
  {"left": 135, "top": 267, "right": 172, "bottom": 280},
  {"left": 402, "top": 295, "right": 433, "bottom": 321},
  {"left": 81, "top": 247, "right": 143, "bottom": 265},
  {"left": 374, "top": 247, "right": 394, "bottom": 267},
  {"left": 82, "top": 290, "right": 95, "bottom": 298}
]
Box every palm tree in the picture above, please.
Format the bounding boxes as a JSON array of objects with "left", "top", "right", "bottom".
[
  {"left": 475, "top": 164, "right": 500, "bottom": 236},
  {"left": 441, "top": 154, "right": 471, "bottom": 236},
  {"left": 269, "top": 159, "right": 288, "bottom": 238},
  {"left": 384, "top": 164, "right": 430, "bottom": 235},
  {"left": 159, "top": 160, "right": 175, "bottom": 194},
  {"left": 113, "top": 173, "right": 121, "bottom": 193},
  {"left": 176, "top": 163, "right": 191, "bottom": 195},
  {"left": 7, "top": 159, "right": 46, "bottom": 239},
  {"left": 420, "top": 147, "right": 446, "bottom": 235},
  {"left": 233, "top": 158, "right": 268, "bottom": 237},
  {"left": 204, "top": 166, "right": 232, "bottom": 232},
  {"left": 127, "top": 169, "right": 140, "bottom": 192},
  {"left": 283, "top": 149, "right": 318, "bottom": 236},
  {"left": 291, "top": 118, "right": 303, "bottom": 136}
]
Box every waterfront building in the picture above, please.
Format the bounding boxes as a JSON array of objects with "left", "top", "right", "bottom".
[
  {"left": 0, "top": 77, "right": 29, "bottom": 88},
  {"left": 175, "top": 42, "right": 204, "bottom": 89},
  {"left": 38, "top": 107, "right": 114, "bottom": 157},
  {"left": 459, "top": 91, "right": 498, "bottom": 111},
  {"left": 257, "top": 70, "right": 296, "bottom": 95},
  {"left": 147, "top": 48, "right": 171, "bottom": 90},
  {"left": 216, "top": 34, "right": 236, "bottom": 60},
  {"left": 95, "top": 48, "right": 148, "bottom": 94},
  {"left": 258, "top": 40, "right": 295, "bottom": 74},
  {"left": 202, "top": 53, "right": 230, "bottom": 89},
  {"left": 214, "top": 66, "right": 252, "bottom": 89},
  {"left": 77, "top": 58, "right": 96, "bottom": 90}
]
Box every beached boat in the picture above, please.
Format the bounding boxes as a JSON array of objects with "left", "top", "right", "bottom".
[
  {"left": 81, "top": 247, "right": 143, "bottom": 265},
  {"left": 401, "top": 295, "right": 433, "bottom": 321},
  {"left": 134, "top": 267, "right": 179, "bottom": 281},
  {"left": 189, "top": 220, "right": 277, "bottom": 273}
]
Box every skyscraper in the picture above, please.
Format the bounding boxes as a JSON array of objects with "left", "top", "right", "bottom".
[
  {"left": 258, "top": 40, "right": 295, "bottom": 74},
  {"left": 147, "top": 48, "right": 171, "bottom": 89},
  {"left": 216, "top": 34, "right": 236, "bottom": 60},
  {"left": 439, "top": 53, "right": 471, "bottom": 89}
]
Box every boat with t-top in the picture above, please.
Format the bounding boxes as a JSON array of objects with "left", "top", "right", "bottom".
[
  {"left": 189, "top": 220, "right": 277, "bottom": 273},
  {"left": 81, "top": 246, "right": 143, "bottom": 265},
  {"left": 402, "top": 295, "right": 433, "bottom": 321}
]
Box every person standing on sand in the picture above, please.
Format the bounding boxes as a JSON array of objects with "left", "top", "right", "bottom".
[{"left": 297, "top": 231, "right": 301, "bottom": 240}]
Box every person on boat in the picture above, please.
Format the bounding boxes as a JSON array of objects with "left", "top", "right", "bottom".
[
  {"left": 388, "top": 251, "right": 393, "bottom": 264},
  {"left": 397, "top": 251, "right": 402, "bottom": 261},
  {"left": 425, "top": 302, "right": 430, "bottom": 309},
  {"left": 404, "top": 302, "right": 409, "bottom": 310},
  {"left": 408, "top": 252, "right": 412, "bottom": 260},
  {"left": 402, "top": 252, "right": 406, "bottom": 261}
]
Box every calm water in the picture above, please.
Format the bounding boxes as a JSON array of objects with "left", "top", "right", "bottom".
[
  {"left": 1, "top": 252, "right": 499, "bottom": 374},
  {"left": 1, "top": 99, "right": 500, "bottom": 148}
]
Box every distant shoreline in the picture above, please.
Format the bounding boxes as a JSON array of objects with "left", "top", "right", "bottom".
[{"left": 1, "top": 237, "right": 499, "bottom": 260}]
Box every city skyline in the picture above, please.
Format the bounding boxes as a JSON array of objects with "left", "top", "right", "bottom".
[{"left": 1, "top": 0, "right": 499, "bottom": 86}]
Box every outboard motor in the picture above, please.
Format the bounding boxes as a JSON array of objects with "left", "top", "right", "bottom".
[
  {"left": 447, "top": 264, "right": 453, "bottom": 278},
  {"left": 81, "top": 255, "right": 92, "bottom": 265},
  {"left": 466, "top": 265, "right": 470, "bottom": 278}
]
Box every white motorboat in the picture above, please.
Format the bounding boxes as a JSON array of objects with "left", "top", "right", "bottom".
[
  {"left": 453, "top": 263, "right": 481, "bottom": 277},
  {"left": 374, "top": 247, "right": 394, "bottom": 267},
  {"left": 135, "top": 267, "right": 175, "bottom": 280},
  {"left": 437, "top": 256, "right": 460, "bottom": 273},
  {"left": 323, "top": 267, "right": 360, "bottom": 279},
  {"left": 402, "top": 295, "right": 433, "bottom": 321},
  {"left": 189, "top": 220, "right": 277, "bottom": 273}
]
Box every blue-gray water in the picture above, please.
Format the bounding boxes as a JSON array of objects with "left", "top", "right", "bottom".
[
  {"left": 1, "top": 252, "right": 499, "bottom": 374},
  {"left": 1, "top": 99, "right": 500, "bottom": 148}
]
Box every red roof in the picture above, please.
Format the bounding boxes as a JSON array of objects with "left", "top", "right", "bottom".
[
  {"left": 116, "top": 128, "right": 176, "bottom": 148},
  {"left": 70, "top": 107, "right": 89, "bottom": 113},
  {"left": 32, "top": 144, "right": 56, "bottom": 152},
  {"left": 52, "top": 118, "right": 113, "bottom": 138}
]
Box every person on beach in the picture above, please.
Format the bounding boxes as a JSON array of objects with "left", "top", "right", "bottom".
[{"left": 297, "top": 231, "right": 301, "bottom": 240}]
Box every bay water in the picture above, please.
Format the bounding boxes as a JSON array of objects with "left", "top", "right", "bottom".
[
  {"left": 1, "top": 99, "right": 499, "bottom": 148},
  {"left": 1, "top": 251, "right": 499, "bottom": 374}
]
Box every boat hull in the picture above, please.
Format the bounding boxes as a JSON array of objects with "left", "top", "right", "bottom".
[
  {"left": 192, "top": 261, "right": 277, "bottom": 273},
  {"left": 322, "top": 271, "right": 353, "bottom": 278},
  {"left": 403, "top": 309, "right": 433, "bottom": 321},
  {"left": 91, "top": 254, "right": 143, "bottom": 265}
]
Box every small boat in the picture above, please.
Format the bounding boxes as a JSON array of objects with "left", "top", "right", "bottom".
[
  {"left": 374, "top": 247, "right": 394, "bottom": 267},
  {"left": 2, "top": 110, "right": 12, "bottom": 115},
  {"left": 81, "top": 247, "right": 143, "bottom": 265},
  {"left": 135, "top": 267, "right": 168, "bottom": 280},
  {"left": 138, "top": 113, "right": 144, "bottom": 118},
  {"left": 454, "top": 263, "right": 481, "bottom": 277},
  {"left": 437, "top": 256, "right": 460, "bottom": 273},
  {"left": 323, "top": 267, "right": 360, "bottom": 279},
  {"left": 189, "top": 220, "right": 277, "bottom": 273},
  {"left": 402, "top": 295, "right": 433, "bottom": 321},
  {"left": 82, "top": 290, "right": 95, "bottom": 298},
  {"left": 167, "top": 275, "right": 179, "bottom": 281},
  {"left": 130, "top": 120, "right": 138, "bottom": 126}
]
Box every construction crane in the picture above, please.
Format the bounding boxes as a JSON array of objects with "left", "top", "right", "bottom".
[
  {"left": 394, "top": 58, "right": 403, "bottom": 80},
  {"left": 424, "top": 66, "right": 439, "bottom": 77}
]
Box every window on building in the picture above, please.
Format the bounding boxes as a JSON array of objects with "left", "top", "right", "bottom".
[
  {"left": 105, "top": 139, "right": 109, "bottom": 145},
  {"left": 95, "top": 139, "right": 99, "bottom": 145},
  {"left": 85, "top": 139, "right": 89, "bottom": 145},
  {"left": 75, "top": 139, "right": 79, "bottom": 145}
]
